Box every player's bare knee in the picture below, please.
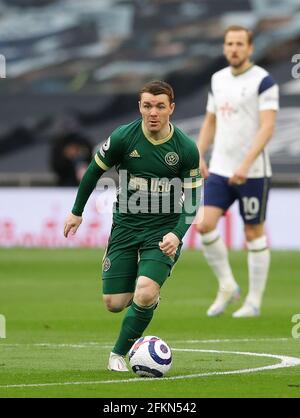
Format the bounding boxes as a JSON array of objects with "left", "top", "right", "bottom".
[
  {"left": 244, "top": 224, "right": 264, "bottom": 242},
  {"left": 105, "top": 303, "right": 123, "bottom": 313},
  {"left": 196, "top": 221, "right": 214, "bottom": 235},
  {"left": 103, "top": 295, "right": 125, "bottom": 313},
  {"left": 196, "top": 222, "right": 207, "bottom": 234},
  {"left": 134, "top": 280, "right": 159, "bottom": 307},
  {"left": 134, "top": 288, "right": 158, "bottom": 306},
  {"left": 195, "top": 222, "right": 204, "bottom": 234},
  {"left": 245, "top": 230, "right": 255, "bottom": 242}
]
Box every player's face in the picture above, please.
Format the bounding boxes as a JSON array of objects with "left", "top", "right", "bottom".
[
  {"left": 139, "top": 93, "right": 175, "bottom": 134},
  {"left": 224, "top": 31, "right": 253, "bottom": 69}
]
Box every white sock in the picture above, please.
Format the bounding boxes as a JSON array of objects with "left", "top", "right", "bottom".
[
  {"left": 201, "top": 229, "right": 237, "bottom": 290},
  {"left": 246, "top": 236, "right": 270, "bottom": 308}
]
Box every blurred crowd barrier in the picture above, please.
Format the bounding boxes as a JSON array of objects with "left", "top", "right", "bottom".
[{"left": 0, "top": 188, "right": 299, "bottom": 249}]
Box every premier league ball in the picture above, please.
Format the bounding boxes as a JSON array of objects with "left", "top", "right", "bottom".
[{"left": 128, "top": 335, "right": 172, "bottom": 377}]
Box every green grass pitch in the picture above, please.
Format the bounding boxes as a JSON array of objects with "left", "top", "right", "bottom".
[{"left": 0, "top": 248, "right": 300, "bottom": 398}]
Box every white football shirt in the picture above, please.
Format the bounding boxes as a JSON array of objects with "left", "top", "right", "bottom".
[{"left": 207, "top": 64, "right": 279, "bottom": 178}]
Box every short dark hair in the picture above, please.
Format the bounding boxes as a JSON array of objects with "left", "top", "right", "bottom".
[
  {"left": 139, "top": 80, "right": 175, "bottom": 104},
  {"left": 224, "top": 25, "right": 253, "bottom": 45}
]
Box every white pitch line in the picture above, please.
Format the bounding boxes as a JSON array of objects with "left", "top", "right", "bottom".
[
  {"left": 0, "top": 337, "right": 291, "bottom": 349},
  {"left": 1, "top": 348, "right": 300, "bottom": 389},
  {"left": 0, "top": 343, "right": 112, "bottom": 349},
  {"left": 178, "top": 338, "right": 290, "bottom": 344}
]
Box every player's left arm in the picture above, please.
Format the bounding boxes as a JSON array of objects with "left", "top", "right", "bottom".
[
  {"left": 159, "top": 184, "right": 202, "bottom": 256},
  {"left": 230, "top": 75, "right": 279, "bottom": 185},
  {"left": 160, "top": 144, "right": 202, "bottom": 257},
  {"left": 229, "top": 109, "right": 277, "bottom": 185}
]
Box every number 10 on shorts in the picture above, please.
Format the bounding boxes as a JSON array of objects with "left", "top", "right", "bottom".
[
  {"left": 0, "top": 315, "right": 6, "bottom": 339},
  {"left": 242, "top": 197, "right": 260, "bottom": 221}
]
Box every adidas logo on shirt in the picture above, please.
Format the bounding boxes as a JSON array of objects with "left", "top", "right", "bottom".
[{"left": 129, "top": 150, "right": 141, "bottom": 158}]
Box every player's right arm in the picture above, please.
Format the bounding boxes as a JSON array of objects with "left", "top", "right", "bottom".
[
  {"left": 64, "top": 131, "right": 123, "bottom": 238},
  {"left": 197, "top": 111, "right": 216, "bottom": 179},
  {"left": 64, "top": 159, "right": 105, "bottom": 237},
  {"left": 197, "top": 83, "right": 217, "bottom": 179}
]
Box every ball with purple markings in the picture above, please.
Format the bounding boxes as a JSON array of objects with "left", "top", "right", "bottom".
[{"left": 128, "top": 335, "right": 172, "bottom": 377}]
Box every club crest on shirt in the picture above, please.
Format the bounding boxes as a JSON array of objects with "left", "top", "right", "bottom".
[
  {"left": 165, "top": 152, "right": 179, "bottom": 166},
  {"left": 103, "top": 257, "right": 111, "bottom": 272}
]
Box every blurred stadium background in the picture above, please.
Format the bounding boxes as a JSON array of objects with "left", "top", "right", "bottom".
[
  {"left": 0, "top": 0, "right": 300, "bottom": 249},
  {"left": 1, "top": 0, "right": 300, "bottom": 399}
]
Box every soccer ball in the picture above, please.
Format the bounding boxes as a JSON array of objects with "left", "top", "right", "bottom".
[{"left": 128, "top": 335, "right": 172, "bottom": 377}]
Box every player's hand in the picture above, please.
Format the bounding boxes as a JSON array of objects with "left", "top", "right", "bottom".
[
  {"left": 159, "top": 233, "right": 180, "bottom": 257},
  {"left": 64, "top": 213, "right": 82, "bottom": 238},
  {"left": 228, "top": 163, "right": 249, "bottom": 185},
  {"left": 200, "top": 158, "right": 209, "bottom": 179}
]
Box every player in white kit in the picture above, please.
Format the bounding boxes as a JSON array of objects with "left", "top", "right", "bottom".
[{"left": 197, "top": 26, "right": 279, "bottom": 317}]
